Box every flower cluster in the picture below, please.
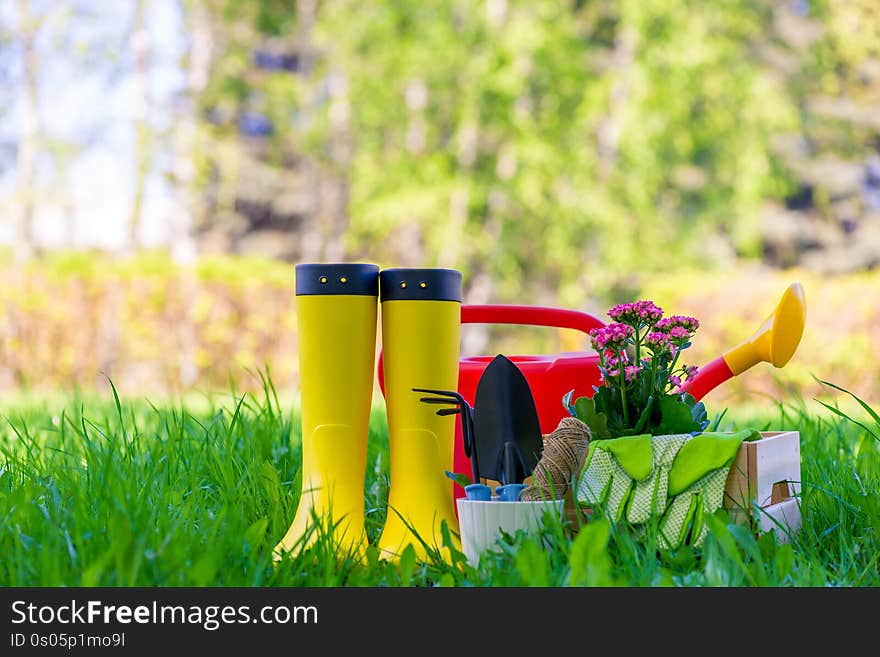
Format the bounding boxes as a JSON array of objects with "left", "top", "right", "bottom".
[
  {"left": 600, "top": 352, "right": 625, "bottom": 378},
  {"left": 644, "top": 314, "right": 699, "bottom": 356},
  {"left": 666, "top": 364, "right": 700, "bottom": 388},
  {"left": 608, "top": 300, "right": 664, "bottom": 327},
  {"left": 573, "top": 300, "right": 707, "bottom": 438},
  {"left": 587, "top": 301, "right": 701, "bottom": 394},
  {"left": 589, "top": 323, "right": 634, "bottom": 353},
  {"left": 654, "top": 315, "right": 700, "bottom": 336},
  {"left": 644, "top": 331, "right": 669, "bottom": 353}
]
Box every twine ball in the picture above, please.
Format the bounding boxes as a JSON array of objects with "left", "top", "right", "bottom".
[{"left": 522, "top": 416, "right": 591, "bottom": 501}]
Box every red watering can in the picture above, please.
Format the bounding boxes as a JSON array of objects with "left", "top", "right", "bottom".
[{"left": 377, "top": 283, "right": 806, "bottom": 503}]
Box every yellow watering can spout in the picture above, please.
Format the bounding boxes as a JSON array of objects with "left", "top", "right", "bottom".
[{"left": 723, "top": 282, "right": 807, "bottom": 376}]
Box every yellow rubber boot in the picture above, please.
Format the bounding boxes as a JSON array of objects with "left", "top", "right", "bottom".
[
  {"left": 274, "top": 263, "right": 379, "bottom": 560},
  {"left": 377, "top": 268, "right": 462, "bottom": 561}
]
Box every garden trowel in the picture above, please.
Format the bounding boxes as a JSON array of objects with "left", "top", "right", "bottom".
[{"left": 472, "top": 355, "right": 544, "bottom": 487}]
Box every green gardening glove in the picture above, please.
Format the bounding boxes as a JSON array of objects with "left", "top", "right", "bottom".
[
  {"left": 658, "top": 429, "right": 759, "bottom": 549},
  {"left": 627, "top": 434, "right": 692, "bottom": 523},
  {"left": 577, "top": 434, "right": 692, "bottom": 523}
]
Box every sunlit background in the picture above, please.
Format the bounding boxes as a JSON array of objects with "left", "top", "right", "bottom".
[{"left": 0, "top": 0, "right": 878, "bottom": 406}]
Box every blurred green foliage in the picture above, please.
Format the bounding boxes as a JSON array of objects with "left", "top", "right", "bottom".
[{"left": 195, "top": 0, "right": 880, "bottom": 303}]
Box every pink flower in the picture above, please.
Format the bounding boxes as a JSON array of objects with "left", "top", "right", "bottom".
[
  {"left": 600, "top": 352, "right": 628, "bottom": 379},
  {"left": 606, "top": 302, "right": 634, "bottom": 322},
  {"left": 685, "top": 365, "right": 699, "bottom": 381},
  {"left": 668, "top": 375, "right": 682, "bottom": 388},
  {"left": 645, "top": 331, "right": 669, "bottom": 353},
  {"left": 608, "top": 300, "right": 664, "bottom": 326},
  {"left": 654, "top": 315, "right": 699, "bottom": 336},
  {"left": 669, "top": 315, "right": 700, "bottom": 332},
  {"left": 625, "top": 365, "right": 642, "bottom": 382},
  {"left": 589, "top": 323, "right": 634, "bottom": 353},
  {"left": 666, "top": 325, "right": 694, "bottom": 350},
  {"left": 600, "top": 367, "right": 620, "bottom": 380}
]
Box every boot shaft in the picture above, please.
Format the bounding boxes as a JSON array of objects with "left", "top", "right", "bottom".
[{"left": 378, "top": 268, "right": 462, "bottom": 560}]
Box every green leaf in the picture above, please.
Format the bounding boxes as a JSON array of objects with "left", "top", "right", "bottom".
[
  {"left": 814, "top": 377, "right": 880, "bottom": 441},
  {"left": 444, "top": 470, "right": 471, "bottom": 489},
  {"left": 398, "top": 544, "right": 417, "bottom": 586},
  {"left": 261, "top": 460, "right": 281, "bottom": 506},
  {"left": 514, "top": 541, "right": 552, "bottom": 586},
  {"left": 190, "top": 553, "right": 219, "bottom": 586},
  {"left": 574, "top": 396, "right": 611, "bottom": 439},
  {"left": 774, "top": 543, "right": 795, "bottom": 581},
  {"left": 439, "top": 520, "right": 467, "bottom": 569},
  {"left": 566, "top": 518, "right": 615, "bottom": 586},
  {"left": 690, "top": 401, "right": 709, "bottom": 431},
  {"left": 562, "top": 389, "right": 576, "bottom": 416},
  {"left": 704, "top": 511, "right": 756, "bottom": 586},
  {"left": 243, "top": 516, "right": 269, "bottom": 549},
  {"left": 815, "top": 399, "right": 879, "bottom": 441},
  {"left": 365, "top": 545, "right": 380, "bottom": 570},
  {"left": 632, "top": 396, "right": 655, "bottom": 433},
  {"left": 654, "top": 396, "right": 700, "bottom": 435},
  {"left": 436, "top": 573, "right": 456, "bottom": 588},
  {"left": 728, "top": 523, "right": 770, "bottom": 586},
  {"left": 708, "top": 408, "right": 728, "bottom": 432}
]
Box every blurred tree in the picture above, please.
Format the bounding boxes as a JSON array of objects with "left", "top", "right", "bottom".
[
  {"left": 3, "top": 0, "right": 127, "bottom": 255},
  {"left": 169, "top": 0, "right": 212, "bottom": 263},
  {"left": 183, "top": 0, "right": 306, "bottom": 259},
  {"left": 304, "top": 0, "right": 798, "bottom": 304},
  {"left": 14, "top": 0, "right": 40, "bottom": 260},
  {"left": 181, "top": 0, "right": 878, "bottom": 302},
  {"left": 760, "top": 0, "right": 880, "bottom": 273},
  {"left": 128, "top": 0, "right": 152, "bottom": 251}
]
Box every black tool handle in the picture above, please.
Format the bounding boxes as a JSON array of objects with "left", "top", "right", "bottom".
[
  {"left": 461, "top": 404, "right": 479, "bottom": 484},
  {"left": 501, "top": 442, "right": 522, "bottom": 486}
]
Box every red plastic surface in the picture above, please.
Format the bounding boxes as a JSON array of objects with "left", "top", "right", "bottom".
[{"left": 680, "top": 356, "right": 733, "bottom": 401}]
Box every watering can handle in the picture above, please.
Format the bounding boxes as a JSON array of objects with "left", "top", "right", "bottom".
[
  {"left": 376, "top": 305, "right": 604, "bottom": 393},
  {"left": 460, "top": 305, "right": 605, "bottom": 335}
]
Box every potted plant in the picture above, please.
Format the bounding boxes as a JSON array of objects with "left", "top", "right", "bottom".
[{"left": 565, "top": 301, "right": 706, "bottom": 439}]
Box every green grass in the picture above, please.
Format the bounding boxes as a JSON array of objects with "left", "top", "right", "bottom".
[{"left": 1, "top": 381, "right": 878, "bottom": 587}]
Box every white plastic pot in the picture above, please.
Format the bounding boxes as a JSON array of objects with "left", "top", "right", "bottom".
[{"left": 456, "top": 498, "right": 565, "bottom": 566}]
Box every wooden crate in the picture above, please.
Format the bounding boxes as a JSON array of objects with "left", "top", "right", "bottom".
[
  {"left": 723, "top": 431, "right": 801, "bottom": 510},
  {"left": 728, "top": 498, "right": 802, "bottom": 542},
  {"left": 723, "top": 431, "right": 802, "bottom": 542}
]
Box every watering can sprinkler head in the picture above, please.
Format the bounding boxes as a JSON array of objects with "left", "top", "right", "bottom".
[
  {"left": 723, "top": 282, "right": 807, "bottom": 375},
  {"left": 682, "top": 282, "right": 807, "bottom": 401}
]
